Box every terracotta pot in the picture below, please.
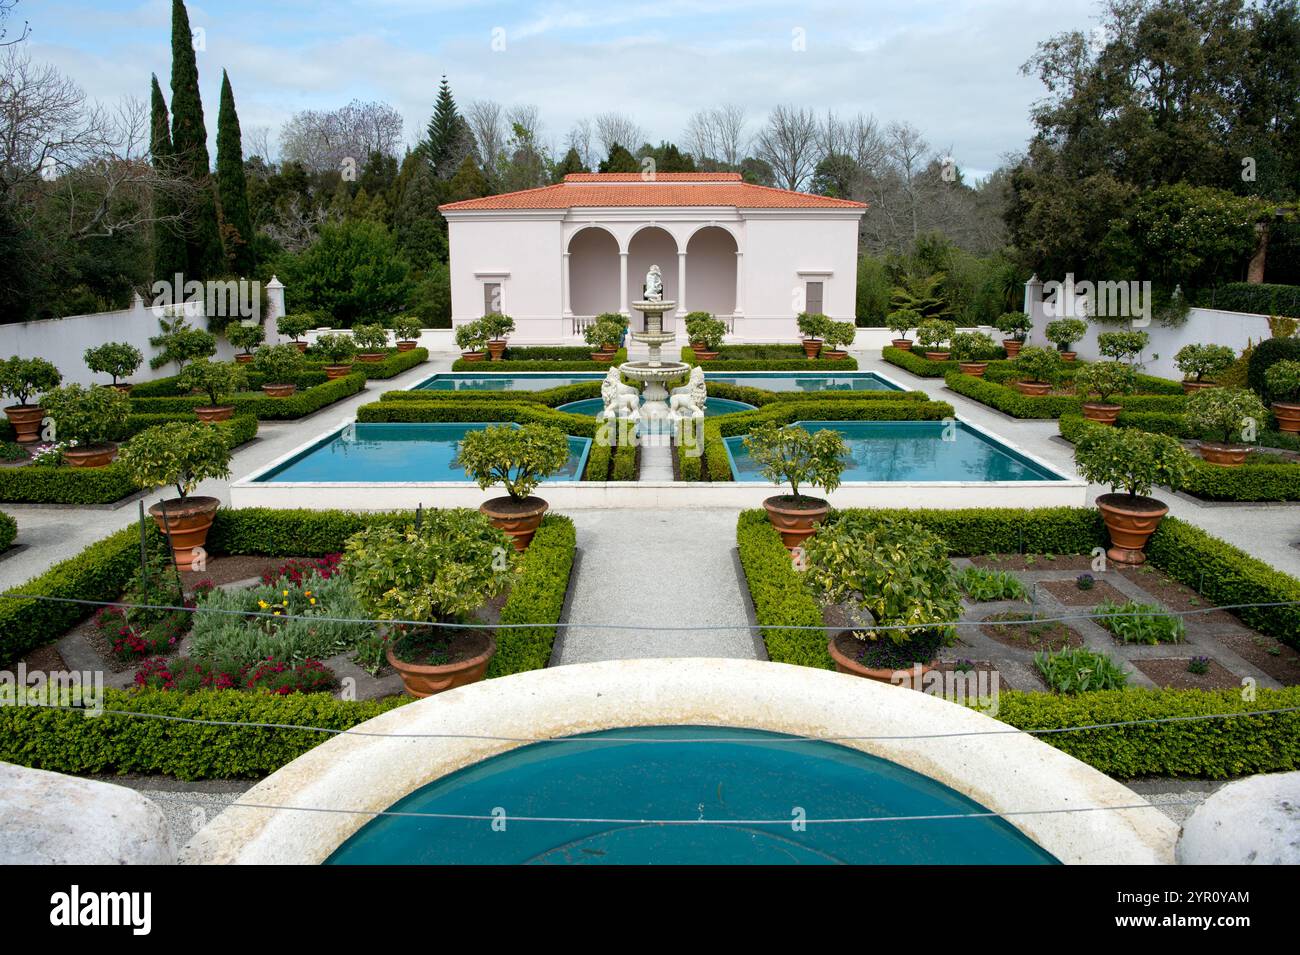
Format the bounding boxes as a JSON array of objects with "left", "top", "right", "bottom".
[
  {"left": 324, "top": 364, "right": 353, "bottom": 380},
  {"left": 1002, "top": 339, "right": 1023, "bottom": 358},
  {"left": 1060, "top": 351, "right": 1077, "bottom": 362},
  {"left": 923, "top": 351, "right": 951, "bottom": 362},
  {"left": 1272, "top": 401, "right": 1300, "bottom": 434},
  {"left": 691, "top": 344, "right": 720, "bottom": 361},
  {"left": 235, "top": 354, "right": 254, "bottom": 365},
  {"left": 1081, "top": 402, "right": 1122, "bottom": 425},
  {"left": 4, "top": 405, "right": 44, "bottom": 444},
  {"left": 63, "top": 443, "right": 117, "bottom": 468},
  {"left": 827, "top": 635, "right": 935, "bottom": 687},
  {"left": 802, "top": 339, "right": 822, "bottom": 358},
  {"left": 480, "top": 496, "right": 548, "bottom": 551},
  {"left": 958, "top": 362, "right": 988, "bottom": 377},
  {"left": 891, "top": 339, "right": 913, "bottom": 351},
  {"left": 386, "top": 632, "right": 495, "bottom": 699},
  {"left": 591, "top": 352, "right": 616, "bottom": 363},
  {"left": 601, "top": 342, "right": 618, "bottom": 354},
  {"left": 1014, "top": 381, "right": 1051, "bottom": 396},
  {"left": 261, "top": 383, "right": 296, "bottom": 397},
  {"left": 109, "top": 382, "right": 134, "bottom": 393},
  {"left": 487, "top": 340, "right": 508, "bottom": 361},
  {"left": 293, "top": 341, "right": 309, "bottom": 353},
  {"left": 1199, "top": 442, "right": 1249, "bottom": 467},
  {"left": 1182, "top": 380, "right": 1215, "bottom": 394},
  {"left": 1096, "top": 493, "right": 1168, "bottom": 566},
  {"left": 762, "top": 495, "right": 830, "bottom": 550},
  {"left": 358, "top": 352, "right": 385, "bottom": 363},
  {"left": 194, "top": 405, "right": 234, "bottom": 423},
  {"left": 822, "top": 349, "right": 848, "bottom": 360},
  {"left": 396, "top": 341, "right": 418, "bottom": 352},
  {"left": 461, "top": 351, "right": 486, "bottom": 362},
  {"left": 149, "top": 496, "right": 219, "bottom": 571}
]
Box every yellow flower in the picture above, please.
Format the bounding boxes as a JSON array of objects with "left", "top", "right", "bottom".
[
  {"left": 309, "top": 597, "right": 317, "bottom": 605},
  {"left": 283, "top": 590, "right": 289, "bottom": 597},
  {"left": 258, "top": 600, "right": 268, "bottom": 609}
]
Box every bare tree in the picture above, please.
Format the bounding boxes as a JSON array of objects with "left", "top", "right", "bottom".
[
  {"left": 755, "top": 104, "right": 819, "bottom": 190},
  {"left": 683, "top": 104, "right": 749, "bottom": 168},
  {"left": 278, "top": 100, "right": 404, "bottom": 173},
  {"left": 594, "top": 111, "right": 644, "bottom": 156},
  {"left": 244, "top": 124, "right": 273, "bottom": 163},
  {"left": 262, "top": 195, "right": 333, "bottom": 253},
  {"left": 466, "top": 99, "right": 505, "bottom": 183},
  {"left": 565, "top": 117, "right": 594, "bottom": 170},
  {"left": 0, "top": 0, "right": 30, "bottom": 47}
]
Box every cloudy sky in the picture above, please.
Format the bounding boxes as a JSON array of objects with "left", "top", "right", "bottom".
[{"left": 18, "top": 0, "right": 1104, "bottom": 179}]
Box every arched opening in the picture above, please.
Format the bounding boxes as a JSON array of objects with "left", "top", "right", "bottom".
[
  {"left": 567, "top": 227, "right": 619, "bottom": 317},
  {"left": 626, "top": 227, "right": 679, "bottom": 332},
  {"left": 685, "top": 226, "right": 738, "bottom": 318}
]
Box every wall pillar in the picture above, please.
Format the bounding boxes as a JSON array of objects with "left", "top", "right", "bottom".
[
  {"left": 618, "top": 252, "right": 629, "bottom": 317},
  {"left": 734, "top": 251, "right": 745, "bottom": 317},
  {"left": 562, "top": 252, "right": 573, "bottom": 318},
  {"left": 676, "top": 251, "right": 688, "bottom": 318}
]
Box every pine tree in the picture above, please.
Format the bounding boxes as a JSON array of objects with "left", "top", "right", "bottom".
[
  {"left": 149, "top": 74, "right": 187, "bottom": 283},
  {"left": 422, "top": 76, "right": 465, "bottom": 179},
  {"left": 552, "top": 147, "right": 589, "bottom": 182},
  {"left": 446, "top": 155, "right": 489, "bottom": 202},
  {"left": 169, "top": 0, "right": 224, "bottom": 279},
  {"left": 215, "top": 70, "right": 255, "bottom": 275},
  {"left": 598, "top": 143, "right": 639, "bottom": 174}
]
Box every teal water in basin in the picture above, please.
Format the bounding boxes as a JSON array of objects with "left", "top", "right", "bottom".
[
  {"left": 413, "top": 372, "right": 602, "bottom": 391},
  {"left": 410, "top": 371, "right": 900, "bottom": 393},
  {"left": 725, "top": 420, "right": 1063, "bottom": 483},
  {"left": 555, "top": 397, "right": 757, "bottom": 417},
  {"left": 255, "top": 422, "right": 591, "bottom": 483},
  {"left": 325, "top": 726, "right": 1058, "bottom": 865}
]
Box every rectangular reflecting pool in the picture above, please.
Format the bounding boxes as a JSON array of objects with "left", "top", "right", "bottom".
[
  {"left": 253, "top": 422, "right": 592, "bottom": 484},
  {"left": 724, "top": 420, "right": 1065, "bottom": 483},
  {"left": 410, "top": 371, "right": 903, "bottom": 393},
  {"left": 413, "top": 372, "right": 602, "bottom": 391}
]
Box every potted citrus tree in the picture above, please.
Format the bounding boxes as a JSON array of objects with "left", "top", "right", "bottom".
[
  {"left": 1012, "top": 345, "right": 1062, "bottom": 395},
  {"left": 584, "top": 317, "right": 624, "bottom": 363},
  {"left": 1174, "top": 343, "right": 1235, "bottom": 394},
  {"left": 1044, "top": 318, "right": 1087, "bottom": 361},
  {"left": 915, "top": 319, "right": 956, "bottom": 361},
  {"left": 887, "top": 309, "right": 920, "bottom": 350},
  {"left": 455, "top": 319, "right": 489, "bottom": 362},
  {"left": 951, "top": 330, "right": 997, "bottom": 377},
  {"left": 481, "top": 313, "right": 515, "bottom": 361},
  {"left": 119, "top": 421, "right": 232, "bottom": 570},
  {"left": 796, "top": 312, "right": 830, "bottom": 358},
  {"left": 177, "top": 358, "right": 247, "bottom": 423},
  {"left": 1, "top": 357, "right": 62, "bottom": 443},
  {"left": 392, "top": 314, "right": 423, "bottom": 352},
  {"left": 1073, "top": 359, "right": 1136, "bottom": 424},
  {"left": 684, "top": 312, "right": 725, "bottom": 360},
  {"left": 1097, "top": 330, "right": 1149, "bottom": 365},
  {"left": 276, "top": 313, "right": 314, "bottom": 352},
  {"left": 38, "top": 383, "right": 131, "bottom": 467},
  {"left": 1265, "top": 360, "right": 1300, "bottom": 433},
  {"left": 227, "top": 323, "right": 264, "bottom": 364},
  {"left": 1184, "top": 387, "right": 1268, "bottom": 466},
  {"left": 84, "top": 342, "right": 143, "bottom": 391},
  {"left": 253, "top": 343, "right": 304, "bottom": 397},
  {"left": 743, "top": 422, "right": 848, "bottom": 549},
  {"left": 995, "top": 311, "right": 1032, "bottom": 358},
  {"left": 341, "top": 510, "right": 514, "bottom": 697},
  {"left": 822, "top": 321, "right": 856, "bottom": 360},
  {"left": 804, "top": 515, "right": 961, "bottom": 685},
  {"left": 314, "top": 333, "right": 357, "bottom": 379},
  {"left": 457, "top": 423, "right": 571, "bottom": 550},
  {"left": 352, "top": 323, "right": 390, "bottom": 362},
  {"left": 1073, "top": 424, "right": 1191, "bottom": 565}
]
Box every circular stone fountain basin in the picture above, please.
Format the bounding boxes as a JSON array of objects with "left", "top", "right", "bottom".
[{"left": 555, "top": 397, "right": 756, "bottom": 417}]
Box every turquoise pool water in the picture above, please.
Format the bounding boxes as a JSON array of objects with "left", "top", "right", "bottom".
[
  {"left": 414, "top": 373, "right": 601, "bottom": 391},
  {"left": 411, "top": 371, "right": 901, "bottom": 393},
  {"left": 255, "top": 422, "right": 591, "bottom": 483},
  {"left": 725, "top": 420, "right": 1063, "bottom": 483},
  {"left": 325, "top": 726, "right": 1058, "bottom": 865},
  {"left": 555, "top": 397, "right": 758, "bottom": 417}
]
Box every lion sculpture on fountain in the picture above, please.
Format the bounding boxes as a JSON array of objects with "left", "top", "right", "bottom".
[
  {"left": 669, "top": 366, "right": 707, "bottom": 419},
  {"left": 600, "top": 366, "right": 640, "bottom": 419}
]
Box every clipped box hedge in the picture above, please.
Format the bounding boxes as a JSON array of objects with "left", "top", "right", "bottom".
[
  {"left": 0, "top": 510, "right": 16, "bottom": 551},
  {"left": 882, "top": 346, "right": 1011, "bottom": 378},
  {"left": 301, "top": 347, "right": 427, "bottom": 380},
  {"left": 381, "top": 381, "right": 605, "bottom": 407},
  {"left": 129, "top": 372, "right": 366, "bottom": 420},
  {"left": 451, "top": 348, "right": 627, "bottom": 372},
  {"left": 357, "top": 399, "right": 599, "bottom": 439},
  {"left": 944, "top": 370, "right": 1186, "bottom": 419},
  {"left": 679, "top": 345, "right": 859, "bottom": 371}
]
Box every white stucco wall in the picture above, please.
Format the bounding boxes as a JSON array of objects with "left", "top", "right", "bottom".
[{"left": 446, "top": 214, "right": 566, "bottom": 340}]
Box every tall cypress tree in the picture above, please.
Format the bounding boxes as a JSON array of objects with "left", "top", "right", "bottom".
[
  {"left": 149, "top": 74, "right": 187, "bottom": 283},
  {"left": 169, "top": 0, "right": 224, "bottom": 279},
  {"left": 422, "top": 76, "right": 463, "bottom": 179},
  {"left": 215, "top": 69, "right": 255, "bottom": 275}
]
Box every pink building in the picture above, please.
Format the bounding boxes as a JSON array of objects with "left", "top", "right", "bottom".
[{"left": 439, "top": 172, "right": 866, "bottom": 344}]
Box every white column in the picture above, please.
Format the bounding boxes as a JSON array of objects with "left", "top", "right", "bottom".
[
  {"left": 618, "top": 252, "right": 629, "bottom": 317},
  {"left": 733, "top": 251, "right": 744, "bottom": 318},
  {"left": 264, "top": 275, "right": 286, "bottom": 340},
  {"left": 676, "top": 250, "right": 687, "bottom": 319},
  {"left": 562, "top": 252, "right": 573, "bottom": 318}
]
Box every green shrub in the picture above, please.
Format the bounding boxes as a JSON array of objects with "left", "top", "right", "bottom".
[
  {"left": 1044, "top": 318, "right": 1088, "bottom": 351},
  {"left": 39, "top": 383, "right": 131, "bottom": 445},
  {"left": 994, "top": 311, "right": 1032, "bottom": 341},
  {"left": 949, "top": 331, "right": 998, "bottom": 362},
  {"left": 1074, "top": 422, "right": 1192, "bottom": 498},
  {"left": 611, "top": 440, "right": 637, "bottom": 481},
  {"left": 481, "top": 313, "right": 516, "bottom": 341},
  {"left": 823, "top": 321, "right": 856, "bottom": 350},
  {"left": 1202, "top": 281, "right": 1300, "bottom": 317},
  {"left": 1073, "top": 360, "right": 1137, "bottom": 404},
  {"left": 457, "top": 423, "right": 572, "bottom": 500},
  {"left": 313, "top": 332, "right": 357, "bottom": 365},
  {"left": 83, "top": 342, "right": 143, "bottom": 386},
  {"left": 1183, "top": 387, "right": 1268, "bottom": 445},
  {"left": 129, "top": 373, "right": 365, "bottom": 421},
  {"left": 148, "top": 317, "right": 216, "bottom": 373},
  {"left": 0, "top": 356, "right": 61, "bottom": 406},
  {"left": 455, "top": 319, "right": 488, "bottom": 353},
  {"left": 0, "top": 511, "right": 15, "bottom": 549},
  {"left": 226, "top": 322, "right": 264, "bottom": 356},
  {"left": 915, "top": 319, "right": 955, "bottom": 350},
  {"left": 1246, "top": 336, "right": 1300, "bottom": 397},
  {"left": 958, "top": 567, "right": 1027, "bottom": 601},
  {"left": 735, "top": 510, "right": 829, "bottom": 667},
  {"left": 1034, "top": 648, "right": 1129, "bottom": 693},
  {"left": 253, "top": 342, "right": 305, "bottom": 385},
  {"left": 491, "top": 515, "right": 575, "bottom": 676},
  {"left": 391, "top": 314, "right": 423, "bottom": 342},
  {"left": 351, "top": 323, "right": 390, "bottom": 352},
  {"left": 945, "top": 371, "right": 1184, "bottom": 419},
  {"left": 1097, "top": 330, "right": 1150, "bottom": 363},
  {"left": 1264, "top": 359, "right": 1300, "bottom": 403},
  {"left": 1174, "top": 343, "right": 1236, "bottom": 383},
  {"left": 887, "top": 309, "right": 921, "bottom": 340},
  {"left": 796, "top": 312, "right": 831, "bottom": 340},
  {"left": 276, "top": 312, "right": 315, "bottom": 342},
  {"left": 741, "top": 422, "right": 847, "bottom": 502},
  {"left": 177, "top": 359, "right": 247, "bottom": 407},
  {"left": 118, "top": 421, "right": 232, "bottom": 499},
  {"left": 1094, "top": 599, "right": 1186, "bottom": 644},
  {"left": 1014, "top": 345, "right": 1063, "bottom": 385},
  {"left": 312, "top": 346, "right": 425, "bottom": 380}
]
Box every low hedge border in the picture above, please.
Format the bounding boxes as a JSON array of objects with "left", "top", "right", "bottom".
[
  {"left": 129, "top": 373, "right": 366, "bottom": 420},
  {"left": 612, "top": 441, "right": 638, "bottom": 481},
  {"left": 0, "top": 416, "right": 258, "bottom": 506},
  {"left": 357, "top": 400, "right": 598, "bottom": 438},
  {"left": 736, "top": 509, "right": 830, "bottom": 667},
  {"left": 1059, "top": 414, "right": 1300, "bottom": 502},
  {"left": 882, "top": 346, "right": 1010, "bottom": 377},
  {"left": 381, "top": 381, "right": 604, "bottom": 407},
  {"left": 0, "top": 511, "right": 15, "bottom": 550},
  {"left": 679, "top": 345, "right": 859, "bottom": 371},
  {"left": 451, "top": 349, "right": 627, "bottom": 372},
  {"left": 943, "top": 371, "right": 1185, "bottom": 419},
  {"left": 302, "top": 347, "right": 427, "bottom": 380}
]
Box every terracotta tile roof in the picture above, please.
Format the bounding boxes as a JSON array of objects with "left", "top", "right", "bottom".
[{"left": 439, "top": 172, "right": 867, "bottom": 211}]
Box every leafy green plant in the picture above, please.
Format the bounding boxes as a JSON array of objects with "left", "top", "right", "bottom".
[
  {"left": 1175, "top": 343, "right": 1235, "bottom": 383},
  {"left": 685, "top": 314, "right": 729, "bottom": 350},
  {"left": 1015, "top": 345, "right": 1063, "bottom": 385},
  {"left": 796, "top": 312, "right": 831, "bottom": 341},
  {"left": 456, "top": 423, "right": 572, "bottom": 501},
  {"left": 1073, "top": 360, "right": 1137, "bottom": 403},
  {"left": 823, "top": 321, "right": 856, "bottom": 350},
  {"left": 118, "top": 421, "right": 232, "bottom": 499},
  {"left": 455, "top": 319, "right": 489, "bottom": 352},
  {"left": 915, "top": 319, "right": 956, "bottom": 350},
  {"left": 958, "top": 566, "right": 1028, "bottom": 602},
  {"left": 314, "top": 332, "right": 357, "bottom": 365},
  {"left": 177, "top": 359, "right": 247, "bottom": 407},
  {"left": 275, "top": 313, "right": 314, "bottom": 343},
  {"left": 38, "top": 384, "right": 131, "bottom": 446},
  {"left": 1097, "top": 330, "right": 1149, "bottom": 363},
  {"left": 226, "top": 323, "right": 265, "bottom": 356},
  {"left": 1074, "top": 423, "right": 1192, "bottom": 498},
  {"left": 741, "top": 422, "right": 847, "bottom": 504},
  {"left": 1044, "top": 318, "right": 1087, "bottom": 351},
  {"left": 0, "top": 357, "right": 62, "bottom": 406},
  {"left": 1184, "top": 387, "right": 1267, "bottom": 445},
  {"left": 887, "top": 308, "right": 921, "bottom": 339},
  {"left": 889, "top": 273, "right": 951, "bottom": 321},
  {"left": 148, "top": 316, "right": 216, "bottom": 372},
  {"left": 391, "top": 314, "right": 423, "bottom": 342},
  {"left": 950, "top": 331, "right": 997, "bottom": 362},
  {"left": 1264, "top": 359, "right": 1300, "bottom": 403},
  {"left": 803, "top": 514, "right": 961, "bottom": 646},
  {"left": 994, "top": 311, "right": 1032, "bottom": 341},
  {"left": 583, "top": 317, "right": 625, "bottom": 350},
  {"left": 252, "top": 343, "right": 305, "bottom": 385},
  {"left": 1095, "top": 599, "right": 1186, "bottom": 644},
  {"left": 83, "top": 343, "right": 143, "bottom": 386},
  {"left": 1187, "top": 655, "right": 1210, "bottom": 675},
  {"left": 1034, "top": 647, "right": 1129, "bottom": 693},
  {"left": 481, "top": 313, "right": 516, "bottom": 341},
  {"left": 351, "top": 323, "right": 390, "bottom": 352}
]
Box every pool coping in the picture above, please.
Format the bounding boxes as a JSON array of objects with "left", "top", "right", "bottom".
[{"left": 180, "top": 658, "right": 1178, "bottom": 865}]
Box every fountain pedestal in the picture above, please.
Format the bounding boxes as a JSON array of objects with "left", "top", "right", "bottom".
[{"left": 622, "top": 298, "right": 690, "bottom": 428}]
